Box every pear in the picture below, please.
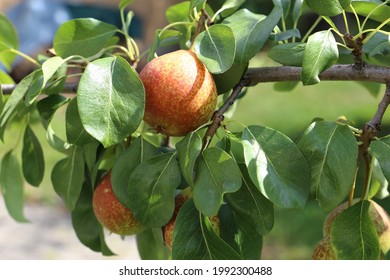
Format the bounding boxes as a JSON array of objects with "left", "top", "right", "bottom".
[
  {"left": 312, "top": 235, "right": 336, "bottom": 260},
  {"left": 92, "top": 172, "right": 144, "bottom": 235},
  {"left": 139, "top": 50, "right": 217, "bottom": 136}
]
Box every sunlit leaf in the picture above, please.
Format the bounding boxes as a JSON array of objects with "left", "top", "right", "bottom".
[
  {"left": 302, "top": 30, "right": 338, "bottom": 85},
  {"left": 193, "top": 24, "right": 236, "bottom": 74},
  {"left": 77, "top": 56, "right": 144, "bottom": 147},
  {"left": 306, "top": 0, "right": 352, "bottom": 16},
  {"left": 223, "top": 7, "right": 282, "bottom": 65},
  {"left": 0, "top": 14, "right": 18, "bottom": 70},
  {"left": 53, "top": 18, "right": 117, "bottom": 58},
  {"left": 242, "top": 125, "right": 310, "bottom": 208}
]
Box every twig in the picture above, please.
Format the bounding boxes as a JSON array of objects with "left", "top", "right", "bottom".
[
  {"left": 202, "top": 76, "right": 250, "bottom": 150},
  {"left": 359, "top": 84, "right": 390, "bottom": 199}
]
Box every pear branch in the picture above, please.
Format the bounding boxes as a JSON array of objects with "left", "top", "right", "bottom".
[
  {"left": 244, "top": 64, "right": 390, "bottom": 85},
  {"left": 2, "top": 63, "right": 390, "bottom": 95},
  {"left": 202, "top": 76, "right": 250, "bottom": 149},
  {"left": 358, "top": 84, "right": 390, "bottom": 200}
]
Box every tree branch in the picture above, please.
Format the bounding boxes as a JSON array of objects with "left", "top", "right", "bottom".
[
  {"left": 1, "top": 81, "right": 79, "bottom": 95},
  {"left": 2, "top": 64, "right": 390, "bottom": 95},
  {"left": 244, "top": 64, "right": 390, "bottom": 85},
  {"left": 358, "top": 84, "right": 390, "bottom": 200},
  {"left": 202, "top": 77, "right": 249, "bottom": 150}
]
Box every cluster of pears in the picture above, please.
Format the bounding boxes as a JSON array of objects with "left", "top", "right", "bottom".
[
  {"left": 92, "top": 49, "right": 218, "bottom": 246},
  {"left": 312, "top": 200, "right": 390, "bottom": 260}
]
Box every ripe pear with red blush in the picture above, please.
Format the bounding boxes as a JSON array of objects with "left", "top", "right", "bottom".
[
  {"left": 139, "top": 50, "right": 217, "bottom": 136},
  {"left": 92, "top": 172, "right": 144, "bottom": 236},
  {"left": 312, "top": 235, "right": 336, "bottom": 260}
]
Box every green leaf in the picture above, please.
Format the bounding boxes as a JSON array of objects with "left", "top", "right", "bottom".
[
  {"left": 223, "top": 7, "right": 282, "bottom": 65},
  {"left": 193, "top": 24, "right": 236, "bottom": 74},
  {"left": 166, "top": 2, "right": 189, "bottom": 23},
  {"left": 46, "top": 122, "right": 72, "bottom": 154},
  {"left": 219, "top": 205, "right": 263, "bottom": 260},
  {"left": 216, "top": 0, "right": 246, "bottom": 18},
  {"left": 242, "top": 125, "right": 310, "bottom": 208},
  {"left": 292, "top": 0, "right": 304, "bottom": 23},
  {"left": 226, "top": 164, "right": 274, "bottom": 235},
  {"left": 271, "top": 29, "right": 301, "bottom": 42},
  {"left": 175, "top": 132, "right": 202, "bottom": 186},
  {"left": 346, "top": 2, "right": 390, "bottom": 25},
  {"left": 51, "top": 146, "right": 85, "bottom": 211},
  {"left": 41, "top": 56, "right": 67, "bottom": 88},
  {"left": 273, "top": 81, "right": 299, "bottom": 92},
  {"left": 24, "top": 75, "right": 44, "bottom": 105},
  {"left": 0, "top": 150, "right": 28, "bottom": 222},
  {"left": 53, "top": 18, "right": 117, "bottom": 58},
  {"left": 190, "top": 0, "right": 206, "bottom": 10},
  {"left": 0, "top": 70, "right": 42, "bottom": 134},
  {"left": 0, "top": 14, "right": 18, "bottom": 70},
  {"left": 0, "top": 84, "right": 3, "bottom": 115},
  {"left": 0, "top": 70, "right": 15, "bottom": 84},
  {"left": 77, "top": 56, "right": 145, "bottom": 147},
  {"left": 370, "top": 135, "right": 390, "bottom": 183},
  {"left": 331, "top": 200, "right": 380, "bottom": 260},
  {"left": 136, "top": 228, "right": 171, "bottom": 260},
  {"left": 65, "top": 97, "right": 95, "bottom": 146},
  {"left": 71, "top": 183, "right": 114, "bottom": 256},
  {"left": 127, "top": 153, "right": 181, "bottom": 227},
  {"left": 22, "top": 125, "right": 44, "bottom": 187},
  {"left": 37, "top": 94, "right": 69, "bottom": 127},
  {"left": 119, "top": 0, "right": 134, "bottom": 10},
  {"left": 356, "top": 81, "right": 382, "bottom": 98},
  {"left": 368, "top": 157, "right": 389, "bottom": 199},
  {"left": 306, "top": 0, "right": 352, "bottom": 16},
  {"left": 297, "top": 121, "right": 358, "bottom": 210},
  {"left": 302, "top": 30, "right": 339, "bottom": 85},
  {"left": 235, "top": 214, "right": 263, "bottom": 260},
  {"left": 213, "top": 61, "right": 247, "bottom": 94},
  {"left": 172, "top": 199, "right": 242, "bottom": 260},
  {"left": 111, "top": 136, "right": 159, "bottom": 206},
  {"left": 193, "top": 147, "right": 242, "bottom": 216},
  {"left": 273, "top": 0, "right": 291, "bottom": 17},
  {"left": 363, "top": 33, "right": 390, "bottom": 57},
  {"left": 268, "top": 43, "right": 305, "bottom": 66}
]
